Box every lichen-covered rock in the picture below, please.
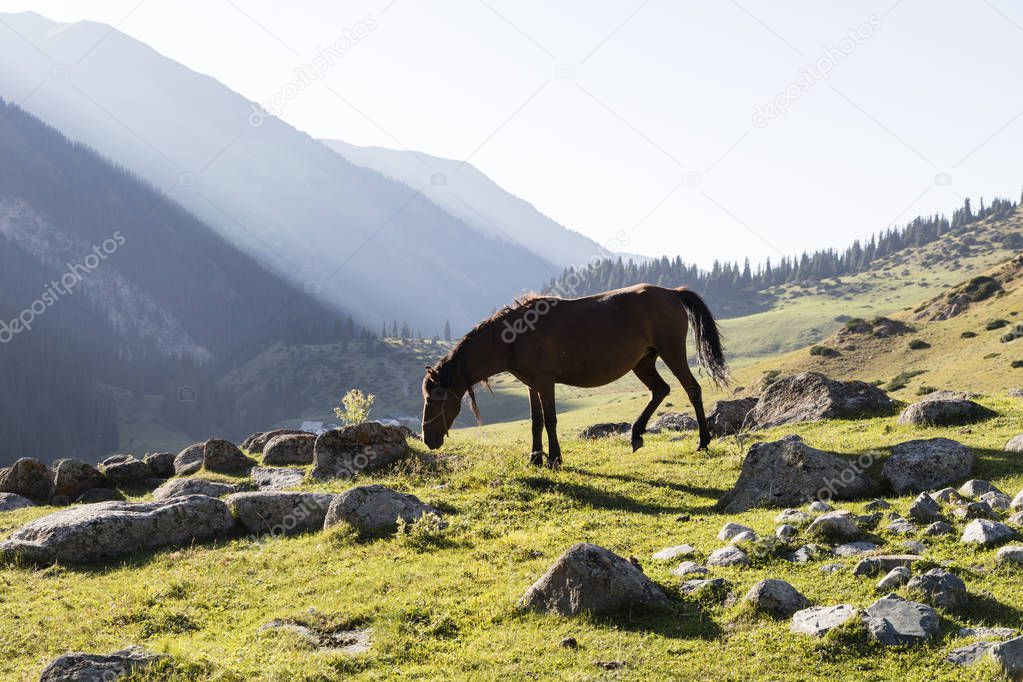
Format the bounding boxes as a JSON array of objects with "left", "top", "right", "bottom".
[
  {"left": 834, "top": 541, "right": 878, "bottom": 557},
  {"left": 882, "top": 438, "right": 974, "bottom": 494},
  {"left": 52, "top": 460, "right": 105, "bottom": 500},
  {"left": 906, "top": 568, "right": 967, "bottom": 611},
  {"left": 250, "top": 466, "right": 305, "bottom": 490},
  {"left": 203, "top": 439, "right": 254, "bottom": 474},
  {"left": 876, "top": 566, "right": 910, "bottom": 591},
  {"left": 0, "top": 495, "right": 234, "bottom": 564},
  {"left": 143, "top": 452, "right": 176, "bottom": 478},
  {"left": 311, "top": 424, "right": 410, "bottom": 480},
  {"left": 852, "top": 554, "right": 922, "bottom": 577},
  {"left": 790, "top": 604, "right": 857, "bottom": 637},
  {"left": 862, "top": 596, "right": 939, "bottom": 646},
  {"left": 651, "top": 544, "right": 696, "bottom": 561},
  {"left": 706, "top": 546, "right": 749, "bottom": 567},
  {"left": 807, "top": 511, "right": 860, "bottom": 541},
  {"left": 707, "top": 397, "right": 758, "bottom": 437},
  {"left": 225, "top": 491, "right": 335, "bottom": 536},
  {"left": 262, "top": 433, "right": 316, "bottom": 465},
  {"left": 323, "top": 485, "right": 439, "bottom": 535},
  {"left": 0, "top": 458, "right": 54, "bottom": 502},
  {"left": 997, "top": 546, "right": 1023, "bottom": 566},
  {"left": 908, "top": 492, "right": 942, "bottom": 523},
  {"left": 39, "top": 646, "right": 165, "bottom": 682},
  {"left": 990, "top": 636, "right": 1023, "bottom": 679},
  {"left": 749, "top": 372, "right": 893, "bottom": 429},
  {"left": 898, "top": 399, "right": 996, "bottom": 426},
  {"left": 961, "top": 519, "right": 1016, "bottom": 547},
  {"left": 924, "top": 521, "right": 954, "bottom": 536},
  {"left": 245, "top": 429, "right": 310, "bottom": 454},
  {"left": 717, "top": 522, "right": 754, "bottom": 542},
  {"left": 671, "top": 561, "right": 708, "bottom": 577},
  {"left": 717, "top": 435, "right": 878, "bottom": 513},
  {"left": 152, "top": 477, "right": 247, "bottom": 501},
  {"left": 959, "top": 479, "right": 1002, "bottom": 498},
  {"left": 0, "top": 492, "right": 34, "bottom": 512},
  {"left": 579, "top": 422, "right": 631, "bottom": 439},
  {"left": 649, "top": 412, "right": 698, "bottom": 432},
  {"left": 680, "top": 578, "right": 731, "bottom": 601},
  {"left": 518, "top": 543, "right": 670, "bottom": 616},
  {"left": 101, "top": 457, "right": 153, "bottom": 485},
  {"left": 743, "top": 579, "right": 810, "bottom": 618},
  {"left": 173, "top": 442, "right": 205, "bottom": 476}
]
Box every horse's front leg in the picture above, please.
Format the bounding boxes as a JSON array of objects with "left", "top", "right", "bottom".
[
  {"left": 536, "top": 384, "right": 561, "bottom": 468},
  {"left": 527, "top": 387, "right": 545, "bottom": 467}
]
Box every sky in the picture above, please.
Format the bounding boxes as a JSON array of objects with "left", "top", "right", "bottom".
[{"left": 1, "top": 0, "right": 1022, "bottom": 268}]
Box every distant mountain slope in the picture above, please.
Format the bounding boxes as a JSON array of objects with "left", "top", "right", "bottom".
[
  {"left": 0, "top": 99, "right": 356, "bottom": 464},
  {"left": 322, "top": 139, "right": 607, "bottom": 268},
  {"left": 0, "top": 11, "right": 555, "bottom": 333}
]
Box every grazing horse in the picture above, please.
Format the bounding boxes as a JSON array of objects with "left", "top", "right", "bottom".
[{"left": 421, "top": 284, "right": 728, "bottom": 467}]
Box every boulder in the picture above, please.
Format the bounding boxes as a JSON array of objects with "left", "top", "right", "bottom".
[
  {"left": 262, "top": 433, "right": 316, "bottom": 465},
  {"left": 865, "top": 499, "right": 892, "bottom": 511},
  {"left": 323, "top": 484, "right": 439, "bottom": 535},
  {"left": 906, "top": 568, "right": 967, "bottom": 611},
  {"left": 959, "top": 479, "right": 1002, "bottom": 498},
  {"left": 0, "top": 458, "right": 54, "bottom": 501},
  {"left": 1006, "top": 435, "right": 1023, "bottom": 453},
  {"left": 651, "top": 544, "right": 696, "bottom": 562},
  {"left": 649, "top": 412, "right": 697, "bottom": 432},
  {"left": 717, "top": 522, "right": 754, "bottom": 542},
  {"left": 897, "top": 398, "right": 996, "bottom": 426},
  {"left": 748, "top": 372, "right": 893, "bottom": 429},
  {"left": 862, "top": 596, "right": 939, "bottom": 646},
  {"left": 882, "top": 438, "right": 974, "bottom": 494},
  {"left": 0, "top": 495, "right": 234, "bottom": 564},
  {"left": 706, "top": 546, "right": 748, "bottom": 567},
  {"left": 225, "top": 491, "right": 335, "bottom": 536},
  {"left": 997, "top": 546, "right": 1023, "bottom": 566},
  {"left": 203, "top": 439, "right": 254, "bottom": 474},
  {"left": 908, "top": 492, "right": 942, "bottom": 523},
  {"left": 39, "top": 646, "right": 165, "bottom": 682},
  {"left": 245, "top": 429, "right": 309, "bottom": 454},
  {"left": 0, "top": 492, "right": 34, "bottom": 512},
  {"left": 311, "top": 424, "right": 410, "bottom": 480},
  {"left": 876, "top": 566, "right": 910, "bottom": 591},
  {"left": 101, "top": 457, "right": 152, "bottom": 485},
  {"left": 808, "top": 500, "right": 832, "bottom": 513},
  {"left": 75, "top": 488, "right": 123, "bottom": 504},
  {"left": 790, "top": 604, "right": 858, "bottom": 637},
  {"left": 806, "top": 511, "right": 860, "bottom": 541},
  {"left": 990, "top": 636, "right": 1023, "bottom": 679},
  {"left": 143, "top": 452, "right": 176, "bottom": 478},
  {"left": 981, "top": 491, "right": 1013, "bottom": 511},
  {"left": 579, "top": 422, "right": 630, "bottom": 439},
  {"left": 518, "top": 543, "right": 670, "bottom": 616},
  {"left": 717, "top": 435, "right": 878, "bottom": 513},
  {"left": 775, "top": 524, "right": 797, "bottom": 540},
  {"left": 173, "top": 442, "right": 205, "bottom": 476},
  {"left": 241, "top": 431, "right": 264, "bottom": 451},
  {"left": 743, "top": 579, "right": 810, "bottom": 618},
  {"left": 52, "top": 460, "right": 106, "bottom": 500},
  {"left": 962, "top": 519, "right": 1015, "bottom": 547},
  {"left": 152, "top": 477, "right": 246, "bottom": 501},
  {"left": 707, "top": 397, "right": 758, "bottom": 437},
  {"left": 250, "top": 466, "right": 305, "bottom": 490}
]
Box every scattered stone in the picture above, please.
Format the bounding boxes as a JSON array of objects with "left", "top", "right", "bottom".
[
  {"left": 1013, "top": 490, "right": 1023, "bottom": 511},
  {"left": 785, "top": 544, "right": 829, "bottom": 564},
  {"left": 323, "top": 484, "right": 439, "bottom": 536},
  {"left": 996, "top": 545, "right": 1023, "bottom": 566},
  {"left": 707, "top": 397, "right": 758, "bottom": 437},
  {"left": 862, "top": 595, "right": 939, "bottom": 646},
  {"left": 706, "top": 546, "right": 749, "bottom": 567},
  {"left": 250, "top": 466, "right": 305, "bottom": 491},
  {"left": 959, "top": 627, "right": 1017, "bottom": 639},
  {"left": 933, "top": 487, "right": 961, "bottom": 504},
  {"left": 100, "top": 455, "right": 133, "bottom": 467},
  {"left": 579, "top": 422, "right": 630, "bottom": 439},
  {"left": 961, "top": 519, "right": 1016, "bottom": 547},
  {"left": 906, "top": 568, "right": 967, "bottom": 611},
  {"left": 887, "top": 517, "right": 916, "bottom": 535},
  {"left": 101, "top": 457, "right": 152, "bottom": 485},
  {"left": 883, "top": 438, "right": 974, "bottom": 494},
  {"left": 853, "top": 554, "right": 922, "bottom": 577},
  {"left": 731, "top": 530, "right": 757, "bottom": 544},
  {"left": 908, "top": 492, "right": 942, "bottom": 523},
  {"left": 952, "top": 501, "right": 998, "bottom": 521},
  {"left": 981, "top": 491, "right": 1013, "bottom": 511},
  {"left": 671, "top": 561, "right": 708, "bottom": 577},
  {"left": 744, "top": 579, "right": 810, "bottom": 618},
  {"left": 717, "top": 522, "right": 754, "bottom": 542},
  {"left": 652, "top": 544, "right": 696, "bottom": 562},
  {"left": 226, "top": 491, "right": 335, "bottom": 537},
  {"left": 679, "top": 578, "right": 730, "bottom": 600},
  {"left": 947, "top": 642, "right": 995, "bottom": 666},
  {"left": 152, "top": 477, "right": 247, "bottom": 501},
  {"left": 0, "top": 492, "right": 34, "bottom": 512},
  {"left": 775, "top": 524, "right": 797, "bottom": 540},
  {"left": 1006, "top": 434, "right": 1023, "bottom": 453},
  {"left": 518, "top": 543, "right": 670, "bottom": 616},
  {"left": 990, "top": 636, "right": 1023, "bottom": 679},
  {"left": 807, "top": 511, "right": 860, "bottom": 541},
  {"left": 203, "top": 439, "right": 254, "bottom": 474},
  {"left": 1009, "top": 512, "right": 1023, "bottom": 527},
  {"left": 808, "top": 500, "right": 832, "bottom": 513},
  {"left": 790, "top": 604, "right": 858, "bottom": 637},
  {"left": 775, "top": 509, "right": 813, "bottom": 526},
  {"left": 865, "top": 499, "right": 892, "bottom": 511},
  {"left": 311, "top": 424, "right": 410, "bottom": 480},
  {"left": 902, "top": 541, "right": 926, "bottom": 555},
  {"left": 650, "top": 412, "right": 698, "bottom": 432},
  {"left": 854, "top": 512, "right": 883, "bottom": 532},
  {"left": 39, "top": 646, "right": 165, "bottom": 682},
  {"left": 52, "top": 460, "right": 106, "bottom": 500},
  {"left": 0, "top": 458, "right": 54, "bottom": 501},
  {"left": 143, "top": 452, "right": 176, "bottom": 478},
  {"left": 924, "top": 521, "right": 954, "bottom": 536},
  {"left": 834, "top": 541, "right": 879, "bottom": 557},
  {"left": 717, "top": 435, "right": 878, "bottom": 513},
  {"left": 959, "top": 479, "right": 1003, "bottom": 498},
  {"left": 897, "top": 399, "right": 996, "bottom": 426},
  {"left": 876, "top": 566, "right": 910, "bottom": 591},
  {"left": 748, "top": 372, "right": 893, "bottom": 429},
  {"left": 0, "top": 495, "right": 234, "bottom": 564},
  {"left": 262, "top": 433, "right": 316, "bottom": 465},
  {"left": 173, "top": 442, "right": 205, "bottom": 476}
]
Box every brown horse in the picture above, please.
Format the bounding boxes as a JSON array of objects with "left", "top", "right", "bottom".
[{"left": 421, "top": 284, "right": 728, "bottom": 467}]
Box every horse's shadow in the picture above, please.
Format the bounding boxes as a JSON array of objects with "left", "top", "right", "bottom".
[
  {"left": 573, "top": 468, "right": 726, "bottom": 499},
  {"left": 519, "top": 476, "right": 704, "bottom": 515}
]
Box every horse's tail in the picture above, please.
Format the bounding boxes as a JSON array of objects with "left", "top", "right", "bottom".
[{"left": 675, "top": 288, "right": 729, "bottom": 388}]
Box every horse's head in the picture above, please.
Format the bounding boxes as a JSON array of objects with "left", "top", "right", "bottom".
[{"left": 421, "top": 365, "right": 463, "bottom": 449}]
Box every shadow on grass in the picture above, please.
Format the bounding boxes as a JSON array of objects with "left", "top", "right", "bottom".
[
  {"left": 573, "top": 469, "right": 727, "bottom": 499},
  {"left": 519, "top": 477, "right": 692, "bottom": 515},
  {"left": 587, "top": 602, "right": 723, "bottom": 640},
  {"left": 958, "top": 592, "right": 1023, "bottom": 629}
]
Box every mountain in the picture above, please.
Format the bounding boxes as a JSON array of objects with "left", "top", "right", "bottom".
[
  {"left": 0, "top": 11, "right": 555, "bottom": 333},
  {"left": 0, "top": 98, "right": 362, "bottom": 464}
]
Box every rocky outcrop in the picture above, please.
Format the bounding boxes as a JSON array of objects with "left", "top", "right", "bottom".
[
  {"left": 882, "top": 438, "right": 974, "bottom": 494},
  {"left": 748, "top": 373, "right": 893, "bottom": 429},
  {"left": 0, "top": 458, "right": 54, "bottom": 502},
  {"left": 323, "top": 485, "right": 438, "bottom": 536},
  {"left": 717, "top": 435, "right": 878, "bottom": 513},
  {"left": 311, "top": 424, "right": 410, "bottom": 480},
  {"left": 897, "top": 399, "right": 996, "bottom": 426},
  {"left": 518, "top": 543, "right": 670, "bottom": 616},
  {"left": 262, "top": 433, "right": 316, "bottom": 465},
  {"left": 225, "top": 491, "right": 335, "bottom": 536}
]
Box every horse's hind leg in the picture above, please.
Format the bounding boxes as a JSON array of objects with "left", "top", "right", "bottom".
[
  {"left": 630, "top": 354, "right": 670, "bottom": 452},
  {"left": 536, "top": 383, "right": 562, "bottom": 468},
  {"left": 658, "top": 343, "right": 711, "bottom": 450},
  {"left": 527, "top": 387, "right": 545, "bottom": 467}
]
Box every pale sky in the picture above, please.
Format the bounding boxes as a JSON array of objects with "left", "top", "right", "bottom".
[{"left": 2, "top": 0, "right": 1022, "bottom": 267}]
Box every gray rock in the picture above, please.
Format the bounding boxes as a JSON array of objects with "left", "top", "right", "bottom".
[
  {"left": 706, "top": 546, "right": 749, "bottom": 567},
  {"left": 820, "top": 563, "right": 844, "bottom": 574},
  {"left": 311, "top": 424, "right": 410, "bottom": 480},
  {"left": 173, "top": 442, "right": 205, "bottom": 476},
  {"left": 39, "top": 645, "right": 164, "bottom": 681},
  {"left": 981, "top": 491, "right": 1013, "bottom": 511},
  {"left": 876, "top": 566, "right": 910, "bottom": 591},
  {"left": 775, "top": 509, "right": 813, "bottom": 526},
  {"left": 952, "top": 501, "right": 998, "bottom": 521},
  {"left": 226, "top": 491, "right": 335, "bottom": 536},
  {"left": 959, "top": 479, "right": 1003, "bottom": 498},
  {"left": 853, "top": 554, "right": 923, "bottom": 577},
  {"left": 743, "top": 579, "right": 810, "bottom": 618},
  {"left": 990, "top": 636, "right": 1023, "bottom": 679},
  {"left": 579, "top": 422, "right": 630, "bottom": 439},
  {"left": 679, "top": 577, "right": 730, "bottom": 600},
  {"left": 717, "top": 435, "right": 878, "bottom": 513},
  {"left": 808, "top": 500, "right": 833, "bottom": 513},
  {"left": 1013, "top": 489, "right": 1023, "bottom": 511},
  {"left": 0, "top": 458, "right": 54, "bottom": 501},
  {"left": 518, "top": 543, "right": 670, "bottom": 615},
  {"left": 883, "top": 438, "right": 974, "bottom": 494},
  {"left": 707, "top": 397, "right": 758, "bottom": 437},
  {"left": 0, "top": 492, "right": 34, "bottom": 512},
  {"left": 908, "top": 492, "right": 942, "bottom": 523},
  {"left": 933, "top": 487, "right": 961, "bottom": 504},
  {"left": 1010, "top": 512, "right": 1023, "bottom": 527},
  {"left": 807, "top": 511, "right": 860, "bottom": 541},
  {"left": 651, "top": 544, "right": 696, "bottom": 561},
  {"left": 906, "top": 568, "right": 967, "bottom": 611},
  {"left": 959, "top": 627, "right": 1017, "bottom": 639},
  {"left": 249, "top": 429, "right": 311, "bottom": 453},
  {"left": 887, "top": 517, "right": 917, "bottom": 535},
  {"left": 717, "top": 522, "right": 754, "bottom": 542},
  {"left": 1006, "top": 434, "right": 1023, "bottom": 453},
  {"left": 323, "top": 484, "right": 439, "bottom": 535},
  {"left": 785, "top": 544, "right": 829, "bottom": 564},
  {"left": 143, "top": 452, "right": 176, "bottom": 478},
  {"left": 775, "top": 524, "right": 798, "bottom": 540},
  {"left": 865, "top": 499, "right": 892, "bottom": 511},
  {"left": 100, "top": 454, "right": 133, "bottom": 467},
  {"left": 670, "top": 561, "right": 708, "bottom": 577},
  {"left": 250, "top": 466, "right": 305, "bottom": 490},
  {"left": 947, "top": 641, "right": 995, "bottom": 666},
  {"left": 854, "top": 512, "right": 883, "bottom": 532},
  {"left": 203, "top": 439, "right": 254, "bottom": 474},
  {"left": 152, "top": 477, "right": 246, "bottom": 501},
  {"left": 962, "top": 519, "right": 1016, "bottom": 546},
  {"left": 258, "top": 619, "right": 371, "bottom": 653},
  {"left": 262, "top": 433, "right": 316, "bottom": 465},
  {"left": 0, "top": 495, "right": 234, "bottom": 564},
  {"left": 52, "top": 460, "right": 106, "bottom": 500},
  {"left": 902, "top": 541, "right": 926, "bottom": 555},
  {"left": 924, "top": 521, "right": 954, "bottom": 536},
  {"left": 731, "top": 530, "right": 757, "bottom": 544},
  {"left": 862, "top": 595, "right": 939, "bottom": 646},
  {"left": 834, "top": 541, "right": 879, "bottom": 557},
  {"left": 790, "top": 604, "right": 858, "bottom": 637},
  {"left": 897, "top": 399, "right": 996, "bottom": 426},
  {"left": 748, "top": 372, "right": 893, "bottom": 429},
  {"left": 650, "top": 412, "right": 698, "bottom": 432},
  {"left": 996, "top": 545, "right": 1023, "bottom": 566},
  {"left": 101, "top": 457, "right": 152, "bottom": 485}
]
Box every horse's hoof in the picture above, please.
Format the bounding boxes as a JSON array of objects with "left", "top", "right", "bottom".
[
  {"left": 696, "top": 441, "right": 710, "bottom": 452},
  {"left": 528, "top": 451, "right": 545, "bottom": 467},
  {"left": 545, "top": 455, "right": 562, "bottom": 469},
  {"left": 631, "top": 436, "right": 644, "bottom": 452}
]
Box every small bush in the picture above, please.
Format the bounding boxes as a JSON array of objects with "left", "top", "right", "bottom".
[
  {"left": 396, "top": 513, "right": 450, "bottom": 551},
  {"left": 962, "top": 276, "right": 1001, "bottom": 302},
  {"left": 1012, "top": 360, "right": 1023, "bottom": 369},
  {"left": 961, "top": 331, "right": 978, "bottom": 339},
  {"left": 885, "top": 369, "right": 926, "bottom": 391},
  {"left": 916, "top": 385, "right": 937, "bottom": 396},
  {"left": 809, "top": 345, "right": 840, "bottom": 358},
  {"left": 334, "top": 388, "right": 375, "bottom": 425},
  {"left": 908, "top": 339, "right": 931, "bottom": 350},
  {"left": 986, "top": 319, "right": 1009, "bottom": 331}
]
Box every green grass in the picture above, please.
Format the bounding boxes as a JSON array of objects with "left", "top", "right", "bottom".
[{"left": 2, "top": 396, "right": 1023, "bottom": 680}]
